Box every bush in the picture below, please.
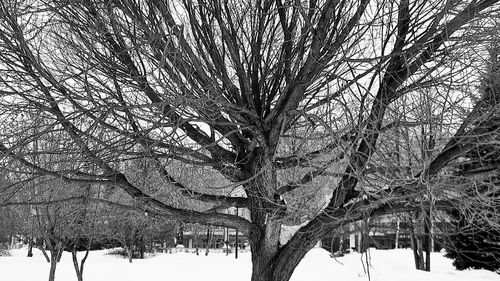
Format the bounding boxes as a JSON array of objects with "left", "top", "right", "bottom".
[
  {"left": 0, "top": 245, "right": 10, "bottom": 256},
  {"left": 106, "top": 248, "right": 153, "bottom": 259},
  {"left": 445, "top": 227, "right": 500, "bottom": 273}
]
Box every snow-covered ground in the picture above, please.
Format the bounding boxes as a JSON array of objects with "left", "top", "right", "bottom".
[{"left": 1, "top": 247, "right": 499, "bottom": 281}]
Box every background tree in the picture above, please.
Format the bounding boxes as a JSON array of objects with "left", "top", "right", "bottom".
[
  {"left": 445, "top": 43, "right": 500, "bottom": 273},
  {"left": 1, "top": 1, "right": 500, "bottom": 281}
]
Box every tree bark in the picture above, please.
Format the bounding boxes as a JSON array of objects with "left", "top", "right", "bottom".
[
  {"left": 417, "top": 236, "right": 425, "bottom": 270},
  {"left": 126, "top": 247, "right": 133, "bottom": 263},
  {"left": 424, "top": 213, "right": 431, "bottom": 271},
  {"left": 72, "top": 247, "right": 90, "bottom": 281},
  {"left": 205, "top": 227, "right": 211, "bottom": 256},
  {"left": 139, "top": 236, "right": 145, "bottom": 259},
  {"left": 194, "top": 228, "right": 199, "bottom": 256},
  {"left": 56, "top": 243, "right": 63, "bottom": 263},
  {"left": 48, "top": 250, "right": 58, "bottom": 281},
  {"left": 410, "top": 227, "right": 421, "bottom": 270},
  {"left": 37, "top": 246, "right": 50, "bottom": 263},
  {"left": 27, "top": 237, "right": 33, "bottom": 257},
  {"left": 395, "top": 218, "right": 400, "bottom": 249},
  {"left": 245, "top": 148, "right": 283, "bottom": 281},
  {"left": 235, "top": 227, "right": 238, "bottom": 259}
]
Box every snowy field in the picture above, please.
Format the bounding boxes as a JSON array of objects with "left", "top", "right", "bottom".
[{"left": 1, "top": 247, "right": 499, "bottom": 281}]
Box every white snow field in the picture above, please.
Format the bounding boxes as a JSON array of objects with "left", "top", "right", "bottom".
[{"left": 1, "top": 247, "right": 499, "bottom": 281}]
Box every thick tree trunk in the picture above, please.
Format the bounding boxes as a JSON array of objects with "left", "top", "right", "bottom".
[
  {"left": 259, "top": 226, "right": 321, "bottom": 281},
  {"left": 245, "top": 149, "right": 284, "bottom": 281},
  {"left": 249, "top": 246, "right": 277, "bottom": 281}
]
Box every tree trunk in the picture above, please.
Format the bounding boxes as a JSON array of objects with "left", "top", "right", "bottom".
[
  {"left": 37, "top": 245, "right": 50, "bottom": 263},
  {"left": 235, "top": 227, "right": 238, "bottom": 259},
  {"left": 205, "top": 227, "right": 211, "bottom": 256},
  {"left": 424, "top": 213, "right": 431, "bottom": 271},
  {"left": 72, "top": 249, "right": 83, "bottom": 281},
  {"left": 410, "top": 211, "right": 428, "bottom": 271},
  {"left": 395, "top": 218, "right": 400, "bottom": 249},
  {"left": 249, "top": 246, "right": 276, "bottom": 281},
  {"left": 410, "top": 231, "right": 422, "bottom": 270},
  {"left": 56, "top": 243, "right": 63, "bottom": 263},
  {"left": 27, "top": 237, "right": 33, "bottom": 257},
  {"left": 139, "top": 236, "right": 145, "bottom": 259},
  {"left": 225, "top": 228, "right": 229, "bottom": 255},
  {"left": 250, "top": 225, "right": 321, "bottom": 281},
  {"left": 126, "top": 247, "right": 133, "bottom": 263},
  {"left": 416, "top": 236, "right": 425, "bottom": 270},
  {"left": 72, "top": 247, "right": 90, "bottom": 281},
  {"left": 48, "top": 250, "right": 58, "bottom": 281},
  {"left": 194, "top": 228, "right": 199, "bottom": 256},
  {"left": 176, "top": 223, "right": 184, "bottom": 246}
]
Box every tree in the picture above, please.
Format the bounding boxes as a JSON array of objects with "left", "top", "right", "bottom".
[
  {"left": 444, "top": 142, "right": 500, "bottom": 273},
  {"left": 445, "top": 43, "right": 500, "bottom": 273},
  {"left": 1, "top": 1, "right": 500, "bottom": 280},
  {"left": 27, "top": 181, "right": 89, "bottom": 281}
]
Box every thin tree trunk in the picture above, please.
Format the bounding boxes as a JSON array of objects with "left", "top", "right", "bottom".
[
  {"left": 235, "top": 207, "right": 239, "bottom": 259},
  {"left": 416, "top": 235, "right": 425, "bottom": 270},
  {"left": 395, "top": 218, "right": 400, "bottom": 249},
  {"left": 225, "top": 228, "right": 229, "bottom": 255},
  {"left": 72, "top": 249, "right": 83, "bottom": 281},
  {"left": 126, "top": 246, "right": 133, "bottom": 263},
  {"left": 56, "top": 242, "right": 64, "bottom": 263},
  {"left": 37, "top": 245, "right": 50, "bottom": 263},
  {"left": 48, "top": 250, "right": 58, "bottom": 281},
  {"left": 410, "top": 229, "right": 421, "bottom": 270},
  {"left": 72, "top": 246, "right": 90, "bottom": 281},
  {"left": 205, "top": 227, "right": 211, "bottom": 256},
  {"left": 194, "top": 228, "right": 199, "bottom": 256},
  {"left": 27, "top": 237, "right": 33, "bottom": 257},
  {"left": 139, "top": 236, "right": 145, "bottom": 259},
  {"left": 235, "top": 228, "right": 238, "bottom": 259},
  {"left": 424, "top": 213, "right": 431, "bottom": 271},
  {"left": 410, "top": 212, "right": 426, "bottom": 270}
]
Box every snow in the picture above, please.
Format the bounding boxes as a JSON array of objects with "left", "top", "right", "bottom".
[{"left": 1, "top": 247, "right": 499, "bottom": 281}]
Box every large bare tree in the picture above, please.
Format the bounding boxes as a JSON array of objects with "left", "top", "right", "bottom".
[{"left": 1, "top": 0, "right": 500, "bottom": 280}]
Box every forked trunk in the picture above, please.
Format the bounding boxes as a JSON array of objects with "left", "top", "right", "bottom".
[
  {"left": 248, "top": 232, "right": 319, "bottom": 281},
  {"left": 249, "top": 243, "right": 277, "bottom": 281},
  {"left": 72, "top": 247, "right": 90, "bottom": 281}
]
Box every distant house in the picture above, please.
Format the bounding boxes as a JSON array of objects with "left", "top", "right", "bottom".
[{"left": 321, "top": 213, "right": 451, "bottom": 254}]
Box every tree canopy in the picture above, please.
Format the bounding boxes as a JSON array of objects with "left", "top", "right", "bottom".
[{"left": 1, "top": 1, "right": 500, "bottom": 280}]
